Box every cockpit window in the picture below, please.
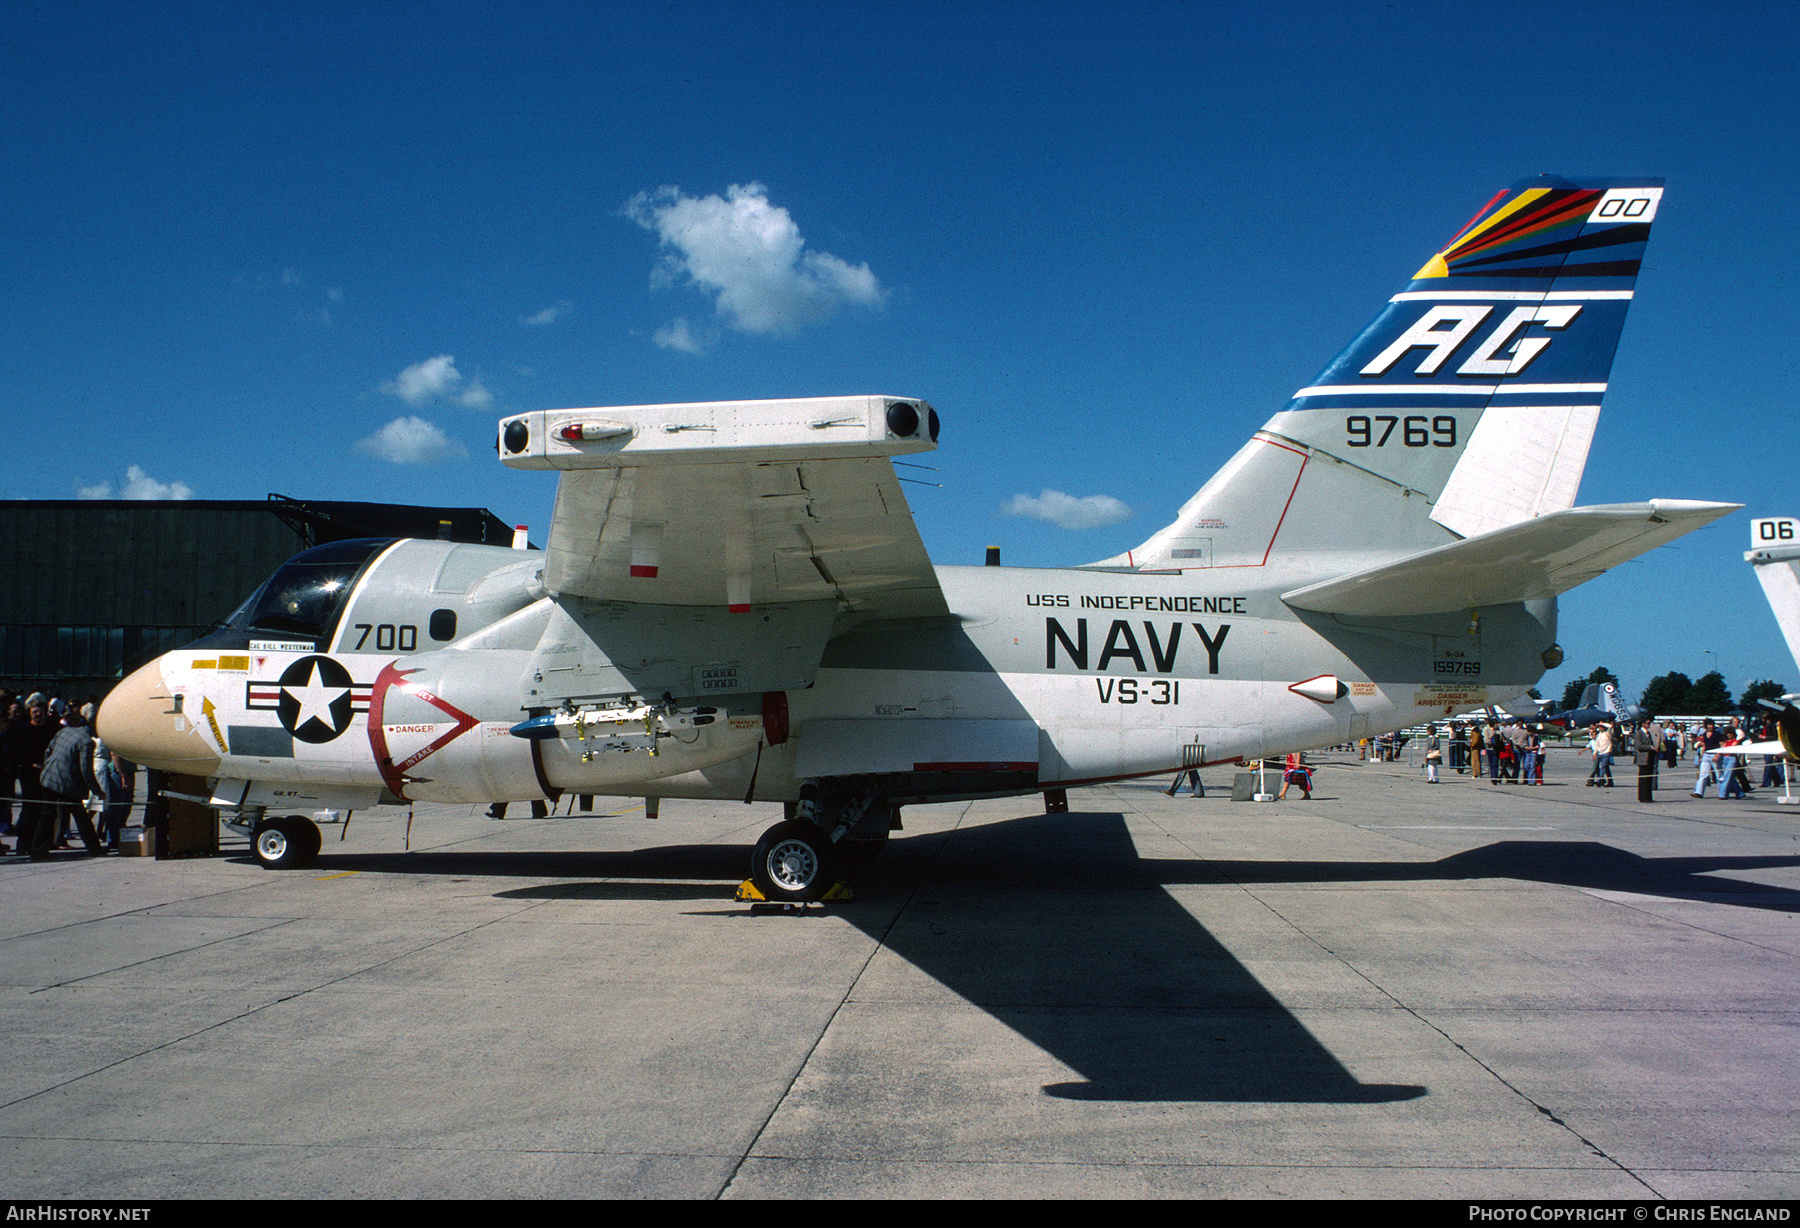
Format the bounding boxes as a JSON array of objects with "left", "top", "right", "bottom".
[{"left": 236, "top": 539, "right": 391, "bottom": 641}]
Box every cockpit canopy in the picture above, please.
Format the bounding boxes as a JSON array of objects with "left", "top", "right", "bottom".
[{"left": 218, "top": 538, "right": 392, "bottom": 644}]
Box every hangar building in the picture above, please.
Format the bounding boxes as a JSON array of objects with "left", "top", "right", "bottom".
[{"left": 1, "top": 495, "right": 518, "bottom": 702}]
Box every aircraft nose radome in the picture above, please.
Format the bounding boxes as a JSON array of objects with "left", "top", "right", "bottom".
[{"left": 97, "top": 659, "right": 222, "bottom": 775}]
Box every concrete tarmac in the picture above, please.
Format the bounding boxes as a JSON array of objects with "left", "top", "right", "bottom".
[{"left": 2, "top": 749, "right": 1796, "bottom": 1199}]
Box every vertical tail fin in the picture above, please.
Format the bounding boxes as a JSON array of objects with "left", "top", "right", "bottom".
[{"left": 1110, "top": 177, "right": 1664, "bottom": 573}]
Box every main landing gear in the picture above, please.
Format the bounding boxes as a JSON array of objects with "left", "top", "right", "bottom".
[
  {"left": 749, "top": 819, "right": 838, "bottom": 903},
  {"left": 251, "top": 815, "right": 323, "bottom": 869},
  {"left": 742, "top": 779, "right": 895, "bottom": 905}
]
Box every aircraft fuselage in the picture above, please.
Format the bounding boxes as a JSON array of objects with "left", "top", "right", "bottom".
[{"left": 101, "top": 537, "right": 1552, "bottom": 813}]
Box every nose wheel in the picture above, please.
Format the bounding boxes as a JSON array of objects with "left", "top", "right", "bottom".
[
  {"left": 749, "top": 819, "right": 838, "bottom": 903},
  {"left": 251, "top": 816, "right": 322, "bottom": 869}
]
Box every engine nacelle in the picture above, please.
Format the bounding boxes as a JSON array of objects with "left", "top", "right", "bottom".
[{"left": 529, "top": 698, "right": 767, "bottom": 793}]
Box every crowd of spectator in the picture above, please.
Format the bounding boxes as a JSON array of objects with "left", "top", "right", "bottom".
[{"left": 1, "top": 686, "right": 134, "bottom": 860}]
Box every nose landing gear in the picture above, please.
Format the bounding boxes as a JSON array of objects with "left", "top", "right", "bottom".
[{"left": 251, "top": 816, "right": 322, "bottom": 869}]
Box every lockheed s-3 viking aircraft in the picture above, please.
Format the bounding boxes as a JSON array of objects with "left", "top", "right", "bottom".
[{"left": 99, "top": 176, "right": 1737, "bottom": 900}]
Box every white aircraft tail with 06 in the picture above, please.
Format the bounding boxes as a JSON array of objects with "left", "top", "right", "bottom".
[
  {"left": 1746, "top": 516, "right": 1800, "bottom": 677},
  {"left": 99, "top": 176, "right": 1736, "bottom": 899}
]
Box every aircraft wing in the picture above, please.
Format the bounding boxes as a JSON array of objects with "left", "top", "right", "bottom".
[
  {"left": 1282, "top": 499, "right": 1740, "bottom": 617},
  {"left": 499, "top": 396, "right": 947, "bottom": 617}
]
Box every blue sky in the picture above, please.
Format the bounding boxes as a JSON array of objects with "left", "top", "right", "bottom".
[{"left": 5, "top": 0, "right": 1797, "bottom": 704}]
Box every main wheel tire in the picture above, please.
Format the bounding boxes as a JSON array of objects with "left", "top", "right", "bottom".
[
  {"left": 294, "top": 817, "right": 323, "bottom": 863},
  {"left": 751, "top": 819, "right": 836, "bottom": 903},
  {"left": 252, "top": 817, "right": 321, "bottom": 870}
]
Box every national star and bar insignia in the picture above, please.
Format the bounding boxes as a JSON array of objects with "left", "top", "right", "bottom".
[{"left": 246, "top": 655, "right": 371, "bottom": 744}]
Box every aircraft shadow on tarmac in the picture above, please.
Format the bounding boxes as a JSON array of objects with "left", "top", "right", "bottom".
[{"left": 297, "top": 811, "right": 1800, "bottom": 1103}]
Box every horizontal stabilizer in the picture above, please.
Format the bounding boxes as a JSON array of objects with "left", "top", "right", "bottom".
[{"left": 1281, "top": 500, "right": 1739, "bottom": 616}]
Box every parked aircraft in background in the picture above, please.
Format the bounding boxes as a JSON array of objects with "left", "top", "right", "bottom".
[
  {"left": 1741, "top": 517, "right": 1800, "bottom": 764},
  {"left": 99, "top": 176, "right": 1736, "bottom": 899},
  {"left": 1543, "top": 682, "right": 1642, "bottom": 730},
  {"left": 1747, "top": 517, "right": 1800, "bottom": 678}
]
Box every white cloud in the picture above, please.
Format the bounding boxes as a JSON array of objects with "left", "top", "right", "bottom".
[
  {"left": 625, "top": 182, "right": 885, "bottom": 338},
  {"left": 76, "top": 466, "right": 196, "bottom": 501},
  {"left": 355, "top": 416, "right": 469, "bottom": 465},
  {"left": 384, "top": 354, "right": 458, "bottom": 403},
  {"left": 1001, "top": 489, "right": 1133, "bottom": 530},
  {"left": 652, "top": 317, "right": 714, "bottom": 354},
  {"left": 521, "top": 301, "right": 572, "bottom": 326},
  {"left": 382, "top": 354, "right": 493, "bottom": 409},
  {"left": 123, "top": 466, "right": 195, "bottom": 500}
]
